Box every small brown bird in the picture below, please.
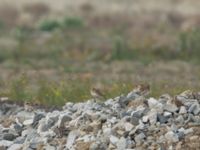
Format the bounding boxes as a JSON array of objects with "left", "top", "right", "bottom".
[
  {"left": 24, "top": 102, "right": 34, "bottom": 112},
  {"left": 133, "top": 84, "right": 150, "bottom": 96},
  {"left": 90, "top": 87, "right": 106, "bottom": 101}
]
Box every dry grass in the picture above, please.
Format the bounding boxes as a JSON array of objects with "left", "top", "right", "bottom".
[{"left": 0, "top": 0, "right": 199, "bottom": 106}]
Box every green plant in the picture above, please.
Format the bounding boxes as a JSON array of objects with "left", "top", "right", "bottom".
[
  {"left": 39, "top": 20, "right": 60, "bottom": 31},
  {"left": 62, "top": 17, "right": 84, "bottom": 28},
  {"left": 36, "top": 81, "right": 66, "bottom": 106},
  {"left": 0, "top": 20, "right": 4, "bottom": 29},
  {"left": 111, "top": 36, "right": 136, "bottom": 60},
  {"left": 179, "top": 28, "right": 200, "bottom": 59},
  {"left": 9, "top": 74, "right": 31, "bottom": 101},
  {"left": 36, "top": 79, "right": 91, "bottom": 106}
]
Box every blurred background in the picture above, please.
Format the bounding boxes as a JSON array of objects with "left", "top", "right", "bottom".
[{"left": 0, "top": 0, "right": 200, "bottom": 106}]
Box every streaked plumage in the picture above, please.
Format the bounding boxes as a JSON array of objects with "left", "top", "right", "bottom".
[
  {"left": 133, "top": 84, "right": 150, "bottom": 96},
  {"left": 90, "top": 87, "right": 106, "bottom": 100}
]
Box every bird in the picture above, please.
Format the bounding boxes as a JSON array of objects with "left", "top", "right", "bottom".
[
  {"left": 24, "top": 102, "right": 34, "bottom": 112},
  {"left": 90, "top": 87, "right": 106, "bottom": 101},
  {"left": 133, "top": 83, "right": 150, "bottom": 96}
]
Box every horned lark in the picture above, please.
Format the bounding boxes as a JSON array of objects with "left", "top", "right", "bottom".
[
  {"left": 133, "top": 84, "right": 150, "bottom": 96},
  {"left": 24, "top": 102, "right": 34, "bottom": 112},
  {"left": 90, "top": 87, "right": 106, "bottom": 101}
]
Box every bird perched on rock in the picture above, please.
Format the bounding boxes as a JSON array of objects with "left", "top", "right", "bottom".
[
  {"left": 90, "top": 87, "right": 106, "bottom": 101},
  {"left": 24, "top": 102, "right": 34, "bottom": 112},
  {"left": 133, "top": 84, "right": 150, "bottom": 96}
]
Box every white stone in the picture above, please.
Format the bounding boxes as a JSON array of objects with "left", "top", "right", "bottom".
[
  {"left": 175, "top": 115, "right": 184, "bottom": 124},
  {"left": 165, "top": 131, "right": 179, "bottom": 142},
  {"left": 110, "top": 135, "right": 119, "bottom": 145},
  {"left": 7, "top": 144, "right": 22, "bottom": 150},
  {"left": 23, "top": 119, "right": 34, "bottom": 126},
  {"left": 43, "top": 145, "right": 56, "bottom": 150},
  {"left": 135, "top": 132, "right": 146, "bottom": 144},
  {"left": 77, "top": 135, "right": 94, "bottom": 142},
  {"left": 37, "top": 119, "right": 48, "bottom": 134},
  {"left": 183, "top": 128, "right": 193, "bottom": 135},
  {"left": 148, "top": 110, "right": 157, "bottom": 124},
  {"left": 0, "top": 140, "right": 13, "bottom": 147},
  {"left": 16, "top": 111, "right": 34, "bottom": 120},
  {"left": 66, "top": 130, "right": 79, "bottom": 149},
  {"left": 124, "top": 122, "right": 134, "bottom": 132},
  {"left": 163, "top": 111, "right": 172, "bottom": 117},
  {"left": 103, "top": 127, "right": 112, "bottom": 135},
  {"left": 117, "top": 137, "right": 127, "bottom": 150},
  {"left": 56, "top": 113, "right": 72, "bottom": 127},
  {"left": 164, "top": 104, "right": 178, "bottom": 113},
  {"left": 104, "top": 99, "right": 114, "bottom": 106},
  {"left": 142, "top": 116, "right": 149, "bottom": 123},
  {"left": 188, "top": 103, "right": 200, "bottom": 115},
  {"left": 46, "top": 111, "right": 60, "bottom": 123},
  {"left": 148, "top": 98, "right": 163, "bottom": 113},
  {"left": 179, "top": 106, "right": 187, "bottom": 114}
]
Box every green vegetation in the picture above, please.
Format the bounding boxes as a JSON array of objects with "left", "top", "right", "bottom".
[
  {"left": 0, "top": 13, "right": 200, "bottom": 107},
  {"left": 0, "top": 20, "right": 4, "bottom": 29},
  {"left": 62, "top": 17, "right": 84, "bottom": 29},
  {"left": 179, "top": 28, "right": 200, "bottom": 60},
  {"left": 39, "top": 20, "right": 60, "bottom": 31}
]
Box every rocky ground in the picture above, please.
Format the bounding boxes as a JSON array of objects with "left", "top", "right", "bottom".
[{"left": 0, "top": 89, "right": 200, "bottom": 150}]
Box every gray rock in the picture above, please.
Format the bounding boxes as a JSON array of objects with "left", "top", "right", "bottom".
[
  {"left": 66, "top": 130, "right": 79, "bottom": 149},
  {"left": 22, "top": 128, "right": 33, "bottom": 137},
  {"left": 46, "top": 111, "right": 60, "bottom": 125},
  {"left": 183, "top": 128, "right": 193, "bottom": 135},
  {"left": 12, "top": 123, "right": 23, "bottom": 134},
  {"left": 148, "top": 98, "right": 163, "bottom": 112},
  {"left": 164, "top": 104, "right": 178, "bottom": 113},
  {"left": 7, "top": 144, "right": 22, "bottom": 150},
  {"left": 131, "top": 117, "right": 139, "bottom": 125},
  {"left": 117, "top": 137, "right": 127, "bottom": 150},
  {"left": 142, "top": 116, "right": 148, "bottom": 123},
  {"left": 177, "top": 131, "right": 184, "bottom": 140},
  {"left": 0, "top": 140, "right": 13, "bottom": 147},
  {"left": 90, "top": 141, "right": 107, "bottom": 150},
  {"left": 124, "top": 122, "right": 134, "bottom": 132},
  {"left": 188, "top": 103, "right": 200, "bottom": 115},
  {"left": 110, "top": 135, "right": 119, "bottom": 145},
  {"left": 16, "top": 111, "right": 34, "bottom": 120},
  {"left": 43, "top": 145, "right": 56, "bottom": 150},
  {"left": 37, "top": 119, "right": 49, "bottom": 133},
  {"left": 147, "top": 110, "right": 157, "bottom": 124},
  {"left": 163, "top": 111, "right": 172, "bottom": 117},
  {"left": 14, "top": 136, "right": 26, "bottom": 144},
  {"left": 2, "top": 133, "right": 16, "bottom": 141},
  {"left": 179, "top": 106, "right": 187, "bottom": 114},
  {"left": 134, "top": 132, "right": 146, "bottom": 145},
  {"left": 32, "top": 113, "right": 45, "bottom": 127},
  {"left": 165, "top": 131, "right": 179, "bottom": 142},
  {"left": 131, "top": 106, "right": 146, "bottom": 118},
  {"left": 57, "top": 113, "right": 72, "bottom": 128},
  {"left": 23, "top": 119, "right": 34, "bottom": 126},
  {"left": 104, "top": 99, "right": 114, "bottom": 106},
  {"left": 157, "top": 114, "right": 168, "bottom": 124},
  {"left": 170, "top": 124, "right": 178, "bottom": 132},
  {"left": 102, "top": 127, "right": 112, "bottom": 136},
  {"left": 175, "top": 115, "right": 185, "bottom": 124}
]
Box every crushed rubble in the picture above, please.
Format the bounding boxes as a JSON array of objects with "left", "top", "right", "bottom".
[{"left": 0, "top": 90, "right": 200, "bottom": 150}]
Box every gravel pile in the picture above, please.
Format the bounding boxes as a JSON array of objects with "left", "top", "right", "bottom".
[{"left": 0, "top": 90, "right": 200, "bottom": 150}]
